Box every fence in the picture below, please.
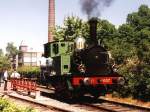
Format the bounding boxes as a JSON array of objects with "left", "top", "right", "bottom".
[{"left": 10, "top": 78, "right": 37, "bottom": 93}]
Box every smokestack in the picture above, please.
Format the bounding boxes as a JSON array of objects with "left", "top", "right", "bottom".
[
  {"left": 88, "top": 17, "right": 98, "bottom": 45},
  {"left": 48, "top": 0, "right": 55, "bottom": 42}
]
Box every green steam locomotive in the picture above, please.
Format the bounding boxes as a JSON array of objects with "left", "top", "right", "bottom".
[{"left": 41, "top": 18, "right": 124, "bottom": 99}]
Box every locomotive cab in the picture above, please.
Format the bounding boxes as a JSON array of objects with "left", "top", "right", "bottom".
[{"left": 44, "top": 41, "right": 74, "bottom": 75}]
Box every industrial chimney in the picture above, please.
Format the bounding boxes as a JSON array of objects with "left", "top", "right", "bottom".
[{"left": 48, "top": 0, "right": 55, "bottom": 42}]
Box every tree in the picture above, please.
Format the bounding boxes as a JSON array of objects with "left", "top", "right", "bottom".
[
  {"left": 0, "top": 49, "right": 3, "bottom": 56},
  {"left": 126, "top": 5, "right": 150, "bottom": 64},
  {"left": 54, "top": 16, "right": 117, "bottom": 46},
  {"left": 127, "top": 5, "right": 150, "bottom": 31},
  {"left": 6, "top": 42, "right": 19, "bottom": 70},
  {"left": 114, "top": 5, "right": 150, "bottom": 100},
  {"left": 0, "top": 56, "right": 11, "bottom": 71},
  {"left": 54, "top": 16, "right": 89, "bottom": 41},
  {"left": 6, "top": 42, "right": 18, "bottom": 58},
  {"left": 0, "top": 49, "right": 11, "bottom": 71},
  {"left": 97, "top": 19, "right": 116, "bottom": 41}
]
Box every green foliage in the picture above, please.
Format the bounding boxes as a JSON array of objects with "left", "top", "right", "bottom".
[
  {"left": 54, "top": 16, "right": 89, "bottom": 41},
  {"left": 0, "top": 98, "right": 35, "bottom": 112},
  {"left": 112, "top": 5, "right": 150, "bottom": 101},
  {"left": 0, "top": 49, "right": 11, "bottom": 71},
  {"left": 0, "top": 42, "right": 19, "bottom": 71},
  {"left": 6, "top": 42, "right": 19, "bottom": 58},
  {"left": 0, "top": 49, "right": 3, "bottom": 57},
  {"left": 97, "top": 19, "right": 116, "bottom": 41},
  {"left": 17, "top": 66, "right": 40, "bottom": 78},
  {"left": 0, "top": 56, "right": 11, "bottom": 71},
  {"left": 127, "top": 5, "right": 150, "bottom": 31},
  {"left": 54, "top": 16, "right": 116, "bottom": 45}
]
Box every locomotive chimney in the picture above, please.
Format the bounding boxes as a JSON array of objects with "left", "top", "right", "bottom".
[
  {"left": 48, "top": 0, "right": 55, "bottom": 42},
  {"left": 88, "top": 17, "right": 98, "bottom": 45}
]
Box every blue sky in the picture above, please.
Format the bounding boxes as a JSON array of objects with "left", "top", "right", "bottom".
[{"left": 0, "top": 0, "right": 150, "bottom": 52}]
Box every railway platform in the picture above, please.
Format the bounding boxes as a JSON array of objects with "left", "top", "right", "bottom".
[
  {"left": 1, "top": 81, "right": 150, "bottom": 112},
  {"left": 0, "top": 81, "right": 89, "bottom": 112},
  {"left": 0, "top": 79, "right": 53, "bottom": 98},
  {"left": 0, "top": 81, "right": 12, "bottom": 96}
]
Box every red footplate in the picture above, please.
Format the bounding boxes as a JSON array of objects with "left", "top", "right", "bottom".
[{"left": 72, "top": 76, "right": 118, "bottom": 86}]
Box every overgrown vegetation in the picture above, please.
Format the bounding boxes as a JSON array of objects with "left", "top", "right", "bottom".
[{"left": 0, "top": 98, "right": 35, "bottom": 112}]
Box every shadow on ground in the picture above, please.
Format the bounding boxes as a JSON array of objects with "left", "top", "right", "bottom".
[{"left": 41, "top": 92, "right": 104, "bottom": 104}]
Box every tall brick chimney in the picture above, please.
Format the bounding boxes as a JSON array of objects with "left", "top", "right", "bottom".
[{"left": 48, "top": 0, "right": 55, "bottom": 42}]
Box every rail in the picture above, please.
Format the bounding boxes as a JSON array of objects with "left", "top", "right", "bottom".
[{"left": 10, "top": 78, "right": 37, "bottom": 93}]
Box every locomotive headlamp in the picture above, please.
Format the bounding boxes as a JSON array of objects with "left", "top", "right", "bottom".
[
  {"left": 95, "top": 55, "right": 99, "bottom": 59},
  {"left": 51, "top": 70, "right": 56, "bottom": 76},
  {"left": 84, "top": 78, "right": 90, "bottom": 85},
  {"left": 78, "top": 64, "right": 86, "bottom": 73},
  {"left": 75, "top": 36, "right": 86, "bottom": 50}
]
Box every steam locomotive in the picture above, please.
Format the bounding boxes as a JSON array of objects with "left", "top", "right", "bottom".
[{"left": 41, "top": 18, "right": 124, "bottom": 98}]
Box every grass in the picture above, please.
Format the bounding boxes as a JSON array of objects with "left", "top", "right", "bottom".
[
  {"left": 105, "top": 94, "right": 150, "bottom": 108},
  {"left": 0, "top": 97, "right": 36, "bottom": 112}
]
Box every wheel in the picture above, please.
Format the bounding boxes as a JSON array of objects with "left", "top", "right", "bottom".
[
  {"left": 91, "top": 89, "right": 100, "bottom": 99},
  {"left": 92, "top": 93, "right": 100, "bottom": 99}
]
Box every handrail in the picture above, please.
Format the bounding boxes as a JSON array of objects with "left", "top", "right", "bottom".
[{"left": 10, "top": 78, "right": 37, "bottom": 92}]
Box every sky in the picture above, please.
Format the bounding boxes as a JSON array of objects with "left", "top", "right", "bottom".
[{"left": 0, "top": 0, "right": 150, "bottom": 53}]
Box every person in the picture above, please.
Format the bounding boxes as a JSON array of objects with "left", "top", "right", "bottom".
[
  {"left": 10, "top": 70, "right": 20, "bottom": 91},
  {"left": 0, "top": 72, "right": 2, "bottom": 87},
  {"left": 11, "top": 70, "right": 20, "bottom": 79},
  {"left": 3, "top": 69, "right": 8, "bottom": 91}
]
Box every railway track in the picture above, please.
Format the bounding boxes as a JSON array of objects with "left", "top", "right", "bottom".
[
  {"left": 1, "top": 83, "right": 150, "bottom": 112},
  {"left": 77, "top": 102, "right": 149, "bottom": 112},
  {"left": 1, "top": 94, "right": 71, "bottom": 112},
  {"left": 38, "top": 85, "right": 150, "bottom": 112},
  {"left": 1, "top": 91, "right": 150, "bottom": 112},
  {"left": 70, "top": 96, "right": 150, "bottom": 112},
  {"left": 99, "top": 98, "right": 150, "bottom": 112}
]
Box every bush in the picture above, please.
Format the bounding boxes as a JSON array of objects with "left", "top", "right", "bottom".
[
  {"left": 17, "top": 66, "right": 40, "bottom": 78},
  {"left": 0, "top": 98, "right": 36, "bottom": 112}
]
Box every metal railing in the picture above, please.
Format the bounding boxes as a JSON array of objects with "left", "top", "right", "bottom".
[{"left": 10, "top": 78, "right": 37, "bottom": 93}]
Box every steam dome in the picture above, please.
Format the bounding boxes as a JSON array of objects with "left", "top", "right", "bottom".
[{"left": 75, "top": 36, "right": 86, "bottom": 50}]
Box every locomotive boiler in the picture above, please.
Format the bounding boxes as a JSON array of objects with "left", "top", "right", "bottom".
[{"left": 42, "top": 18, "right": 124, "bottom": 98}]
